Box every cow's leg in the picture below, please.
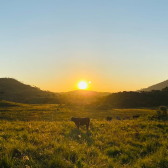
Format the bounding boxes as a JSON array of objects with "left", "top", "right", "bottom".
[
  {"left": 86, "top": 124, "right": 89, "bottom": 130},
  {"left": 75, "top": 123, "right": 79, "bottom": 129}
]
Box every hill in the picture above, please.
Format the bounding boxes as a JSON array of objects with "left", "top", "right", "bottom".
[
  {"left": 0, "top": 100, "right": 23, "bottom": 107},
  {"left": 0, "top": 78, "right": 60, "bottom": 104},
  {"left": 0, "top": 78, "right": 110, "bottom": 105},
  {"left": 97, "top": 87, "right": 168, "bottom": 108},
  {"left": 140, "top": 79, "right": 168, "bottom": 91},
  {"left": 59, "top": 90, "right": 110, "bottom": 105}
]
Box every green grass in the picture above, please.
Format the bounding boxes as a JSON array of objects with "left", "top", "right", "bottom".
[{"left": 0, "top": 103, "right": 168, "bottom": 167}]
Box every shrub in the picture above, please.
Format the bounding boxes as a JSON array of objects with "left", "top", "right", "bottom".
[
  {"left": 157, "top": 110, "right": 161, "bottom": 116},
  {"left": 159, "top": 106, "right": 167, "bottom": 112},
  {"left": 159, "top": 106, "right": 167, "bottom": 116},
  {"left": 155, "top": 106, "right": 167, "bottom": 119}
]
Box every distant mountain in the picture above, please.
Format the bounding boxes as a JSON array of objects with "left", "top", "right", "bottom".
[
  {"left": 0, "top": 78, "right": 60, "bottom": 104},
  {"left": 140, "top": 79, "right": 168, "bottom": 91}
]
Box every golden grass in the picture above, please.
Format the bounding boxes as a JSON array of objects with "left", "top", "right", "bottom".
[{"left": 0, "top": 104, "right": 167, "bottom": 168}]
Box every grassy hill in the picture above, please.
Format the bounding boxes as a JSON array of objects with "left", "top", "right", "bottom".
[{"left": 0, "top": 78, "right": 60, "bottom": 104}]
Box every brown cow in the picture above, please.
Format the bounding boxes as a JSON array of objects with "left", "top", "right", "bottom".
[
  {"left": 70, "top": 117, "right": 90, "bottom": 130},
  {"left": 123, "top": 116, "right": 130, "bottom": 120},
  {"left": 133, "top": 115, "right": 140, "bottom": 119},
  {"left": 106, "top": 116, "right": 112, "bottom": 121}
]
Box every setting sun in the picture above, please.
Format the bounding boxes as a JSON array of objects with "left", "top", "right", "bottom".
[{"left": 78, "top": 81, "right": 88, "bottom": 90}]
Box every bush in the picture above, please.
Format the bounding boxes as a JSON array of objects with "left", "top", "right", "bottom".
[
  {"left": 157, "top": 110, "right": 161, "bottom": 116},
  {"left": 155, "top": 106, "right": 167, "bottom": 118},
  {"left": 159, "top": 106, "right": 167, "bottom": 112},
  {"left": 159, "top": 106, "right": 167, "bottom": 116}
]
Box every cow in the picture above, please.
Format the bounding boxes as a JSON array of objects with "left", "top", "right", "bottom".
[
  {"left": 106, "top": 116, "right": 112, "bottom": 121},
  {"left": 133, "top": 115, "right": 140, "bottom": 119},
  {"left": 123, "top": 116, "right": 130, "bottom": 120},
  {"left": 70, "top": 117, "right": 90, "bottom": 130},
  {"left": 116, "top": 116, "right": 121, "bottom": 120}
]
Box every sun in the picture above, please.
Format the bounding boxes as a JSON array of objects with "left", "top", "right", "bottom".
[{"left": 78, "top": 81, "right": 88, "bottom": 90}]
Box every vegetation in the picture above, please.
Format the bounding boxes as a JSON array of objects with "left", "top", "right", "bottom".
[
  {"left": 159, "top": 106, "right": 167, "bottom": 116},
  {"left": 0, "top": 103, "right": 168, "bottom": 167},
  {"left": 99, "top": 87, "right": 168, "bottom": 108},
  {"left": 1, "top": 78, "right": 168, "bottom": 167},
  {"left": 2, "top": 78, "right": 168, "bottom": 109},
  {"left": 0, "top": 78, "right": 61, "bottom": 104},
  {"left": 0, "top": 78, "right": 109, "bottom": 105}
]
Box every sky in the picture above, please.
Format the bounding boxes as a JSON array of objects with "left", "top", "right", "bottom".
[{"left": 1, "top": 0, "right": 168, "bottom": 92}]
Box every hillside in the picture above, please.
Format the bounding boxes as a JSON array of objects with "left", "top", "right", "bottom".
[
  {"left": 97, "top": 87, "right": 168, "bottom": 108},
  {"left": 0, "top": 78, "right": 109, "bottom": 105},
  {"left": 0, "top": 78, "right": 60, "bottom": 104},
  {"left": 141, "top": 79, "right": 168, "bottom": 91},
  {"left": 59, "top": 90, "right": 110, "bottom": 105}
]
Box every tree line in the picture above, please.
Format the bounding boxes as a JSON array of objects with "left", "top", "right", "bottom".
[{"left": 98, "top": 87, "right": 168, "bottom": 108}]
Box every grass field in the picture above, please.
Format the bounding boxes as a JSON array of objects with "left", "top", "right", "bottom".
[{"left": 0, "top": 102, "right": 168, "bottom": 168}]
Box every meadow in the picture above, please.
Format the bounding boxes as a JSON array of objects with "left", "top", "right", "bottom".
[{"left": 0, "top": 101, "right": 168, "bottom": 168}]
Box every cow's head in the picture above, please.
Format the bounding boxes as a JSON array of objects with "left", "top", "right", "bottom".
[{"left": 70, "top": 117, "right": 74, "bottom": 121}]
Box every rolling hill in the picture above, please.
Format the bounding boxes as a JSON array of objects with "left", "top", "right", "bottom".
[
  {"left": 140, "top": 79, "right": 168, "bottom": 91},
  {"left": 0, "top": 78, "right": 59, "bottom": 104},
  {"left": 0, "top": 78, "right": 110, "bottom": 104}
]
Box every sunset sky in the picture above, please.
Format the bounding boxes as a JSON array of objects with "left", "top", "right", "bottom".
[{"left": 1, "top": 1, "right": 168, "bottom": 92}]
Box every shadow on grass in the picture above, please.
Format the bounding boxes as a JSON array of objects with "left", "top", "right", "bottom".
[{"left": 67, "top": 128, "right": 94, "bottom": 147}]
